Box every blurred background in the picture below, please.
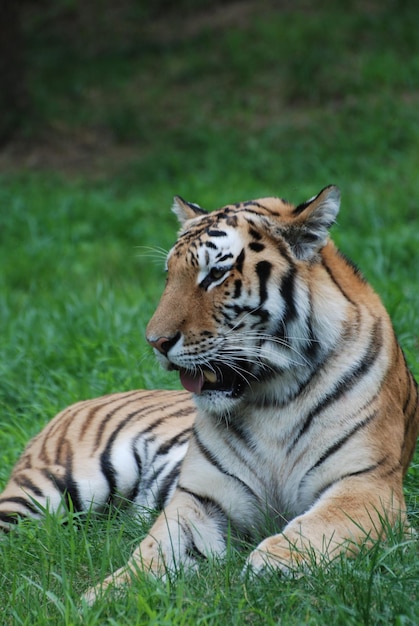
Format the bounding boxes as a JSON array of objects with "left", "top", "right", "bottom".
[{"left": 1, "top": 0, "right": 419, "bottom": 187}]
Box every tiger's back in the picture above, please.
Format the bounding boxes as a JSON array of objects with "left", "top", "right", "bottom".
[
  {"left": 322, "top": 242, "right": 419, "bottom": 475},
  {"left": 0, "top": 389, "right": 194, "bottom": 529}
]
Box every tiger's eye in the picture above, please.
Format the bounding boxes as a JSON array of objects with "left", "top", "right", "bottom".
[{"left": 210, "top": 268, "right": 226, "bottom": 281}]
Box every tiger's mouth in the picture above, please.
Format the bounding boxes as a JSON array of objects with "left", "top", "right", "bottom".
[{"left": 177, "top": 364, "right": 249, "bottom": 397}]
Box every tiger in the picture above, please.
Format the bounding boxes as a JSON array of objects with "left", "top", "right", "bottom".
[{"left": 0, "top": 185, "right": 418, "bottom": 604}]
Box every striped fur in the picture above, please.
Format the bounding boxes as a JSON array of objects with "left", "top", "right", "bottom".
[
  {"left": 87, "top": 185, "right": 418, "bottom": 600},
  {"left": 1, "top": 185, "right": 417, "bottom": 602},
  {"left": 0, "top": 390, "right": 194, "bottom": 529}
]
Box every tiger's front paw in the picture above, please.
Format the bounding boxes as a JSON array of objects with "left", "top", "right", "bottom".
[
  {"left": 82, "top": 542, "right": 165, "bottom": 605},
  {"left": 82, "top": 565, "right": 134, "bottom": 606},
  {"left": 245, "top": 534, "right": 305, "bottom": 577}
]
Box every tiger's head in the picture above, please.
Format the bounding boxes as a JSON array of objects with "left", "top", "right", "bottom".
[{"left": 146, "top": 185, "right": 342, "bottom": 415}]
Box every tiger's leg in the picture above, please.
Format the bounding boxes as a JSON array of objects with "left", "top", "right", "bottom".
[
  {"left": 83, "top": 488, "right": 227, "bottom": 604},
  {"left": 246, "top": 477, "right": 405, "bottom": 575}
]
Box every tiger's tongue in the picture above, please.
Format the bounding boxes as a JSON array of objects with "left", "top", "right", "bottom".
[{"left": 180, "top": 370, "right": 204, "bottom": 394}]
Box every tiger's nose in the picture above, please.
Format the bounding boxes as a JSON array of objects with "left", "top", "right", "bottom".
[{"left": 147, "top": 332, "right": 181, "bottom": 356}]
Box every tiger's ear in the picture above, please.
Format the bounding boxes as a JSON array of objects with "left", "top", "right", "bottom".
[
  {"left": 172, "top": 196, "right": 208, "bottom": 226},
  {"left": 286, "top": 185, "right": 340, "bottom": 260}
]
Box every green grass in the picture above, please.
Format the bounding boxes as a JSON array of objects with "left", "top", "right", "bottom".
[{"left": 1, "top": 0, "right": 419, "bottom": 623}]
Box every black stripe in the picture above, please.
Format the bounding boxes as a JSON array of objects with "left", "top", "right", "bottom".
[
  {"left": 321, "top": 257, "right": 358, "bottom": 308},
  {"left": 94, "top": 395, "right": 151, "bottom": 448},
  {"left": 0, "top": 513, "right": 20, "bottom": 527},
  {"left": 40, "top": 411, "right": 73, "bottom": 465},
  {"left": 99, "top": 409, "right": 183, "bottom": 497},
  {"left": 125, "top": 478, "right": 141, "bottom": 504},
  {"left": 224, "top": 419, "right": 255, "bottom": 452},
  {"left": 377, "top": 461, "right": 403, "bottom": 480},
  {"left": 185, "top": 543, "right": 208, "bottom": 561},
  {"left": 248, "top": 227, "right": 262, "bottom": 241},
  {"left": 43, "top": 466, "right": 84, "bottom": 512},
  {"left": 176, "top": 489, "right": 228, "bottom": 558},
  {"left": 273, "top": 278, "right": 297, "bottom": 347},
  {"left": 155, "top": 427, "right": 192, "bottom": 457},
  {"left": 140, "top": 430, "right": 181, "bottom": 495},
  {"left": 94, "top": 390, "right": 189, "bottom": 448},
  {"left": 233, "top": 279, "right": 242, "bottom": 299},
  {"left": 235, "top": 248, "right": 245, "bottom": 273},
  {"left": 80, "top": 389, "right": 142, "bottom": 440},
  {"left": 337, "top": 250, "right": 365, "bottom": 282},
  {"left": 243, "top": 200, "right": 271, "bottom": 210},
  {"left": 179, "top": 520, "right": 208, "bottom": 561},
  {"left": 140, "top": 463, "right": 165, "bottom": 495},
  {"left": 217, "top": 253, "right": 234, "bottom": 263},
  {"left": 313, "top": 460, "right": 384, "bottom": 502},
  {"left": 249, "top": 242, "right": 265, "bottom": 253},
  {"left": 0, "top": 495, "right": 40, "bottom": 517},
  {"left": 125, "top": 438, "right": 143, "bottom": 503},
  {"left": 101, "top": 410, "right": 172, "bottom": 494},
  {"left": 211, "top": 422, "right": 259, "bottom": 478},
  {"left": 224, "top": 302, "right": 267, "bottom": 322},
  {"left": 177, "top": 485, "right": 227, "bottom": 524},
  {"left": 239, "top": 203, "right": 278, "bottom": 217},
  {"left": 14, "top": 475, "right": 45, "bottom": 498},
  {"left": 402, "top": 372, "right": 414, "bottom": 416},
  {"left": 402, "top": 353, "right": 419, "bottom": 434},
  {"left": 207, "top": 229, "right": 227, "bottom": 237},
  {"left": 256, "top": 260, "right": 272, "bottom": 305},
  {"left": 134, "top": 428, "right": 190, "bottom": 498},
  {"left": 132, "top": 442, "right": 142, "bottom": 478},
  {"left": 287, "top": 318, "right": 383, "bottom": 453},
  {"left": 279, "top": 266, "right": 297, "bottom": 326},
  {"left": 41, "top": 433, "right": 85, "bottom": 512},
  {"left": 99, "top": 450, "right": 118, "bottom": 502},
  {"left": 344, "top": 463, "right": 383, "bottom": 478},
  {"left": 402, "top": 366, "right": 419, "bottom": 444},
  {"left": 155, "top": 461, "right": 183, "bottom": 510},
  {"left": 133, "top": 414, "right": 193, "bottom": 503},
  {"left": 300, "top": 408, "right": 379, "bottom": 489},
  {"left": 252, "top": 328, "right": 343, "bottom": 411},
  {"left": 192, "top": 427, "right": 257, "bottom": 500},
  {"left": 301, "top": 285, "right": 321, "bottom": 361}
]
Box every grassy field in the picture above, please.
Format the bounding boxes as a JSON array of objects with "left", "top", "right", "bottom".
[{"left": 1, "top": 1, "right": 419, "bottom": 624}]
